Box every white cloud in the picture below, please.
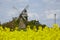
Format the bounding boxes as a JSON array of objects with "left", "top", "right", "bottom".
[
  {"left": 5, "top": 0, "right": 28, "bottom": 2},
  {"left": 44, "top": 10, "right": 60, "bottom": 19},
  {"left": 43, "top": 0, "right": 51, "bottom": 2},
  {"left": 3, "top": 0, "right": 29, "bottom": 4},
  {"left": 14, "top": 0, "right": 29, "bottom": 3},
  {"left": 29, "top": 3, "right": 39, "bottom": 8},
  {"left": 18, "top": 0, "right": 28, "bottom": 2},
  {"left": 46, "top": 14, "right": 54, "bottom": 19},
  {"left": 5, "top": 0, "right": 12, "bottom": 2},
  {"left": 7, "top": 9, "right": 17, "bottom": 17},
  {"left": 42, "top": 0, "right": 56, "bottom": 3},
  {"left": 28, "top": 12, "right": 40, "bottom": 21}
]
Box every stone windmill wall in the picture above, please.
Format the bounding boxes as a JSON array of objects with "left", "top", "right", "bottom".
[{"left": 18, "top": 9, "right": 28, "bottom": 29}]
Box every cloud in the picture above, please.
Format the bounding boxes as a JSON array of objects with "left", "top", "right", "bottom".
[
  {"left": 5, "top": 0, "right": 28, "bottom": 2},
  {"left": 18, "top": 0, "right": 29, "bottom": 2},
  {"left": 5, "top": 0, "right": 12, "bottom": 2},
  {"left": 46, "top": 14, "right": 55, "bottom": 19},
  {"left": 42, "top": 0, "right": 51, "bottom": 2},
  {"left": 42, "top": 0, "right": 56, "bottom": 3},
  {"left": 44, "top": 10, "right": 60, "bottom": 19},
  {"left": 28, "top": 12, "right": 40, "bottom": 21},
  {"left": 7, "top": 9, "right": 17, "bottom": 17}
]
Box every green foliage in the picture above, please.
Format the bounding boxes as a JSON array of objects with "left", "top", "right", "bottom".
[
  {"left": 2, "top": 20, "right": 46, "bottom": 30},
  {"left": 27, "top": 20, "right": 45, "bottom": 30}
]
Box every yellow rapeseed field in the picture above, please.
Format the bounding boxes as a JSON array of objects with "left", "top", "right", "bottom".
[{"left": 0, "top": 24, "right": 60, "bottom": 40}]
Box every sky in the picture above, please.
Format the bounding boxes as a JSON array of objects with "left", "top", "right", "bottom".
[{"left": 0, "top": 0, "right": 60, "bottom": 27}]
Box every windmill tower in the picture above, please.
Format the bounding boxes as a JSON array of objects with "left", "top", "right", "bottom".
[
  {"left": 13, "top": 5, "right": 29, "bottom": 30},
  {"left": 19, "top": 6, "right": 28, "bottom": 29}
]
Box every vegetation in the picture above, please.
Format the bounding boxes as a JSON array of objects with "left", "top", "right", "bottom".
[
  {"left": 0, "top": 24, "right": 60, "bottom": 40},
  {"left": 2, "top": 18, "right": 46, "bottom": 31}
]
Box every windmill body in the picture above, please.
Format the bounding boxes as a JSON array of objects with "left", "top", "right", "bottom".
[{"left": 18, "top": 9, "right": 28, "bottom": 29}]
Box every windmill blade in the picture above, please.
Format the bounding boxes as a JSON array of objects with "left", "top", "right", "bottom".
[
  {"left": 13, "top": 6, "right": 18, "bottom": 11},
  {"left": 23, "top": 5, "right": 29, "bottom": 10},
  {"left": 13, "top": 6, "right": 20, "bottom": 13}
]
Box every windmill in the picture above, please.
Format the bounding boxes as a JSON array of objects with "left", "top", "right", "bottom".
[{"left": 13, "top": 5, "right": 29, "bottom": 30}]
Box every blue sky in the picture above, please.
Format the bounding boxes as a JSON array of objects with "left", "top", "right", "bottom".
[{"left": 0, "top": 0, "right": 60, "bottom": 27}]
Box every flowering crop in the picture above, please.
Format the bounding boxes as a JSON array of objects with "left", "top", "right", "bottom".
[{"left": 0, "top": 24, "right": 60, "bottom": 40}]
